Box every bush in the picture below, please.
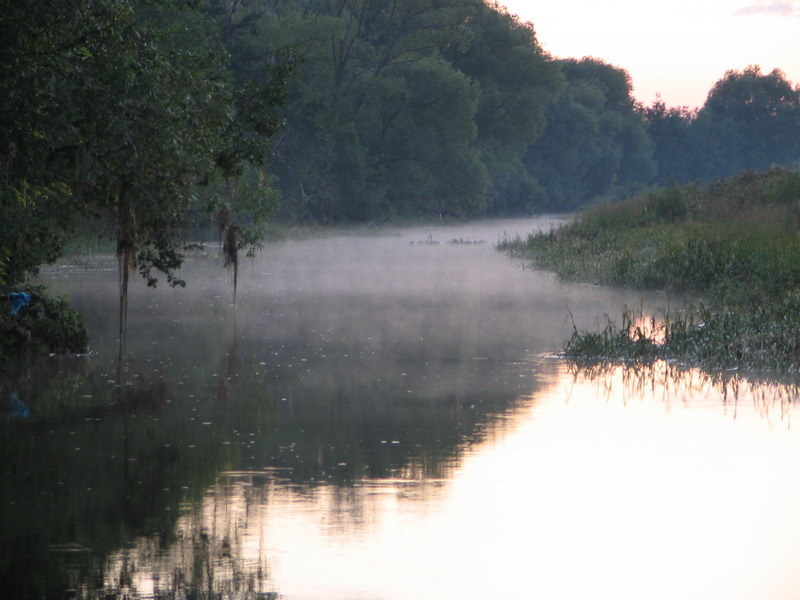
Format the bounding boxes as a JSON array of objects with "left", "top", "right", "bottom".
[
  {"left": 646, "top": 184, "right": 689, "bottom": 221},
  {"left": 0, "top": 286, "right": 88, "bottom": 363}
]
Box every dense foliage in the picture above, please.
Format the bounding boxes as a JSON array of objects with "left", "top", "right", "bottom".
[
  {"left": 502, "top": 168, "right": 800, "bottom": 371},
  {"left": 0, "top": 286, "right": 88, "bottom": 358},
  {"left": 642, "top": 66, "right": 800, "bottom": 185},
  {"left": 229, "top": 2, "right": 800, "bottom": 221},
  {"left": 247, "top": 0, "right": 561, "bottom": 221},
  {"left": 2, "top": 0, "right": 800, "bottom": 359},
  {"left": 0, "top": 0, "right": 292, "bottom": 291},
  {"left": 3, "top": 1, "right": 800, "bottom": 268},
  {"left": 523, "top": 57, "right": 655, "bottom": 210},
  {"left": 0, "top": 0, "right": 293, "bottom": 357}
]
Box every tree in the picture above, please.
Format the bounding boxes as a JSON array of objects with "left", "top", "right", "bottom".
[
  {"left": 244, "top": 0, "right": 493, "bottom": 222},
  {"left": 0, "top": 0, "right": 114, "bottom": 287},
  {"left": 443, "top": 1, "right": 561, "bottom": 214},
  {"left": 1, "top": 0, "right": 291, "bottom": 344},
  {"left": 364, "top": 56, "right": 488, "bottom": 218},
  {"left": 0, "top": 184, "right": 73, "bottom": 288},
  {"left": 640, "top": 99, "right": 699, "bottom": 185},
  {"left": 692, "top": 66, "right": 800, "bottom": 179},
  {"left": 523, "top": 58, "right": 655, "bottom": 210}
]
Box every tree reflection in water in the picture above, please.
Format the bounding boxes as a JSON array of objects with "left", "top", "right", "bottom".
[
  {"left": 0, "top": 339, "right": 540, "bottom": 599},
  {"left": 103, "top": 474, "right": 279, "bottom": 599},
  {"left": 99, "top": 467, "right": 454, "bottom": 600}
]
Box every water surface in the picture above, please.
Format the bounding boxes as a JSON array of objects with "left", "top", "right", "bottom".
[{"left": 3, "top": 218, "right": 800, "bottom": 599}]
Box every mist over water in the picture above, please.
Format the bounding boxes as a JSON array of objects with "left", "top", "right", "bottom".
[{"left": 4, "top": 218, "right": 800, "bottom": 599}]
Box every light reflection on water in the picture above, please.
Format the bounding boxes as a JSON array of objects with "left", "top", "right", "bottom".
[
  {"left": 5, "top": 218, "right": 800, "bottom": 599},
  {"left": 98, "top": 359, "right": 800, "bottom": 600}
]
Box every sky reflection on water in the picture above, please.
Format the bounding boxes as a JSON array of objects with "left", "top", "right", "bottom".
[
  {"left": 263, "top": 361, "right": 800, "bottom": 600},
  {"left": 98, "top": 360, "right": 800, "bottom": 600}
]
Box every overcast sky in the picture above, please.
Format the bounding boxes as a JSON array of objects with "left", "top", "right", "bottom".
[{"left": 499, "top": 0, "right": 800, "bottom": 108}]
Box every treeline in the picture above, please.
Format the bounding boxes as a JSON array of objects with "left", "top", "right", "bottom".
[
  {"left": 246, "top": 0, "right": 561, "bottom": 220},
  {"left": 643, "top": 66, "right": 800, "bottom": 186},
  {"left": 221, "top": 0, "right": 800, "bottom": 219},
  {"left": 3, "top": 0, "right": 800, "bottom": 289}
]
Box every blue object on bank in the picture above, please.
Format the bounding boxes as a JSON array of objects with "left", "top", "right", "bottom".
[
  {"left": 10, "top": 394, "right": 30, "bottom": 419},
  {"left": 9, "top": 292, "right": 31, "bottom": 315}
]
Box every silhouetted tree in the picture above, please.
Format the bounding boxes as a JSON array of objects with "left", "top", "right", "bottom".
[
  {"left": 524, "top": 58, "right": 655, "bottom": 210},
  {"left": 693, "top": 66, "right": 800, "bottom": 179},
  {"left": 640, "top": 99, "right": 700, "bottom": 185}
]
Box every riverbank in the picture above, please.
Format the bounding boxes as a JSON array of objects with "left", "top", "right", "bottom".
[
  {"left": 501, "top": 167, "right": 800, "bottom": 372},
  {"left": 1, "top": 285, "right": 88, "bottom": 364}
]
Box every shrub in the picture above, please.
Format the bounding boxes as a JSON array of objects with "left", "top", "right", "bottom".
[
  {"left": 0, "top": 286, "right": 88, "bottom": 363},
  {"left": 646, "top": 184, "right": 689, "bottom": 221}
]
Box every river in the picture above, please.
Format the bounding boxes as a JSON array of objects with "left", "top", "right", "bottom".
[{"left": 3, "top": 218, "right": 800, "bottom": 599}]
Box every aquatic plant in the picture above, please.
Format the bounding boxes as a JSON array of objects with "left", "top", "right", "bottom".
[
  {"left": 446, "top": 238, "right": 487, "bottom": 245},
  {"left": 563, "top": 303, "right": 800, "bottom": 372},
  {"left": 563, "top": 309, "right": 662, "bottom": 362}
]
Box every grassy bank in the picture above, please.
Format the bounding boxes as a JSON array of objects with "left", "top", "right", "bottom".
[{"left": 502, "top": 167, "right": 800, "bottom": 372}]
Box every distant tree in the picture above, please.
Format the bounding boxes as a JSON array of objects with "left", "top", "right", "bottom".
[
  {"left": 367, "top": 56, "right": 488, "bottom": 218},
  {"left": 524, "top": 58, "right": 655, "bottom": 210},
  {"left": 444, "top": 1, "right": 561, "bottom": 214},
  {"left": 201, "top": 0, "right": 573, "bottom": 222},
  {"left": 693, "top": 66, "right": 800, "bottom": 179},
  {"left": 640, "top": 99, "right": 700, "bottom": 185},
  {"left": 245, "top": 0, "right": 495, "bottom": 222}
]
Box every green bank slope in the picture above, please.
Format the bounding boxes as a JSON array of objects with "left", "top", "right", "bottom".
[{"left": 503, "top": 168, "right": 800, "bottom": 372}]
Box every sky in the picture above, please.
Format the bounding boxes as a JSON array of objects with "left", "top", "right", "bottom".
[{"left": 499, "top": 0, "right": 800, "bottom": 108}]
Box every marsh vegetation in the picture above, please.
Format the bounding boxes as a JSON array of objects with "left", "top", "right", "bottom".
[{"left": 501, "top": 168, "right": 800, "bottom": 371}]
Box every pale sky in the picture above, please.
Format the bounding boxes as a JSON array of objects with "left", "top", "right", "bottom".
[{"left": 499, "top": 0, "right": 800, "bottom": 108}]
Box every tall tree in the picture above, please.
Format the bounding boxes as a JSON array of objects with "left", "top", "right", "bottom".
[
  {"left": 245, "top": 0, "right": 492, "bottom": 222},
  {"left": 523, "top": 58, "right": 655, "bottom": 210},
  {"left": 444, "top": 1, "right": 561, "bottom": 214},
  {"left": 1, "top": 0, "right": 291, "bottom": 336},
  {"left": 640, "top": 99, "right": 699, "bottom": 185},
  {"left": 0, "top": 0, "right": 114, "bottom": 286},
  {"left": 692, "top": 66, "right": 800, "bottom": 179}
]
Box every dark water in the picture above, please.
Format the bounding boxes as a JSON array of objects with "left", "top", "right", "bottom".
[{"left": 3, "top": 219, "right": 800, "bottom": 599}]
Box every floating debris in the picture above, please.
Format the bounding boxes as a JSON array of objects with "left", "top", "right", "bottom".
[
  {"left": 8, "top": 292, "right": 32, "bottom": 315},
  {"left": 409, "top": 234, "right": 440, "bottom": 245},
  {"left": 446, "top": 238, "right": 487, "bottom": 245}
]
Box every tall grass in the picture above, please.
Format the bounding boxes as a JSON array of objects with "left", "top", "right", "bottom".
[{"left": 507, "top": 167, "right": 800, "bottom": 372}]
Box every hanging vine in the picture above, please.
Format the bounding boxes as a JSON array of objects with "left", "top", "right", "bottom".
[{"left": 218, "top": 204, "right": 240, "bottom": 304}]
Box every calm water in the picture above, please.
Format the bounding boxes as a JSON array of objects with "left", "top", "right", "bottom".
[{"left": 3, "top": 218, "right": 800, "bottom": 600}]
